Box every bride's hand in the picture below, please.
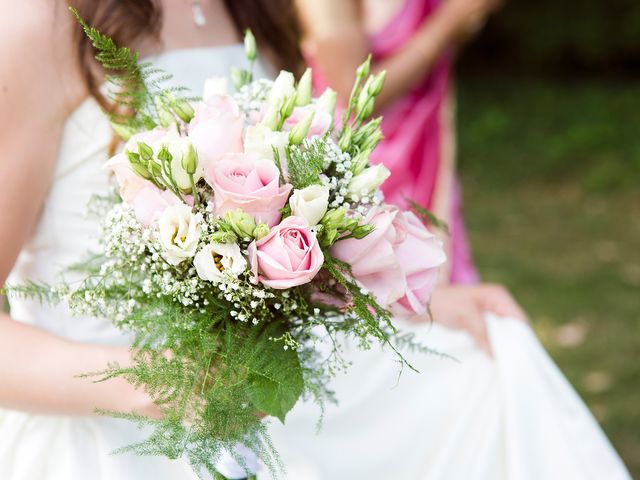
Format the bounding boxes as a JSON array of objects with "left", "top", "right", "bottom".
[{"left": 423, "top": 283, "right": 528, "bottom": 355}]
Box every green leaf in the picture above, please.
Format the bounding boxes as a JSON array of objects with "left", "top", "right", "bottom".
[
  {"left": 247, "top": 329, "right": 304, "bottom": 423},
  {"left": 405, "top": 198, "right": 450, "bottom": 235}
]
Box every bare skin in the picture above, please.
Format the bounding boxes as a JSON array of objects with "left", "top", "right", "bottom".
[
  {"left": 295, "top": 0, "right": 502, "bottom": 110},
  {"left": 428, "top": 284, "right": 528, "bottom": 356},
  {"left": 0, "top": 0, "right": 238, "bottom": 417}
]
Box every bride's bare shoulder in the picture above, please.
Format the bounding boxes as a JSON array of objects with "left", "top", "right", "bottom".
[{"left": 0, "top": 0, "right": 85, "bottom": 116}]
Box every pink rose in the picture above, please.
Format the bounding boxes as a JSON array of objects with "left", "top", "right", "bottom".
[
  {"left": 105, "top": 154, "right": 189, "bottom": 226},
  {"left": 188, "top": 95, "right": 245, "bottom": 172},
  {"left": 132, "top": 186, "right": 185, "bottom": 226},
  {"left": 331, "top": 206, "right": 446, "bottom": 317},
  {"left": 105, "top": 153, "right": 150, "bottom": 203},
  {"left": 283, "top": 105, "right": 333, "bottom": 138},
  {"left": 207, "top": 154, "right": 292, "bottom": 227},
  {"left": 248, "top": 216, "right": 324, "bottom": 289}
]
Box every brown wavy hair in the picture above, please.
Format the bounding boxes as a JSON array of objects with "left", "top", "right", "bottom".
[{"left": 71, "top": 0, "right": 303, "bottom": 110}]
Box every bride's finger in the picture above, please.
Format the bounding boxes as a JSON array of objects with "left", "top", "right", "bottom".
[{"left": 464, "top": 313, "right": 493, "bottom": 357}]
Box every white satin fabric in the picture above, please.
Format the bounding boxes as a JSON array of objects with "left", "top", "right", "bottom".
[
  {"left": 1, "top": 45, "right": 271, "bottom": 480},
  {"left": 262, "top": 314, "right": 632, "bottom": 480}
]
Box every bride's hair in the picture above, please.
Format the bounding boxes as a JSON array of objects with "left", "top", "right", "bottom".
[{"left": 71, "top": 0, "right": 303, "bottom": 110}]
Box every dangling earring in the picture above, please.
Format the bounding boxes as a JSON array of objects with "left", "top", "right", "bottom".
[{"left": 191, "top": 0, "right": 207, "bottom": 27}]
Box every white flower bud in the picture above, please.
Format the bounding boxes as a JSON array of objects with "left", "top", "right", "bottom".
[
  {"left": 154, "top": 96, "right": 176, "bottom": 127},
  {"left": 347, "top": 164, "right": 390, "bottom": 196},
  {"left": 368, "top": 71, "right": 387, "bottom": 97},
  {"left": 244, "top": 29, "right": 257, "bottom": 61},
  {"left": 181, "top": 142, "right": 198, "bottom": 175},
  {"left": 316, "top": 87, "right": 337, "bottom": 118},
  {"left": 224, "top": 209, "right": 257, "bottom": 239},
  {"left": 289, "top": 185, "right": 330, "bottom": 226},
  {"left": 162, "top": 135, "right": 201, "bottom": 191},
  {"left": 356, "top": 55, "right": 371, "bottom": 79},
  {"left": 269, "top": 70, "right": 296, "bottom": 107},
  {"left": 295, "top": 68, "right": 313, "bottom": 106},
  {"left": 288, "top": 109, "right": 315, "bottom": 145}
]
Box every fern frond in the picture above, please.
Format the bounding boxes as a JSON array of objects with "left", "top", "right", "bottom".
[
  {"left": 70, "top": 7, "right": 151, "bottom": 134},
  {"left": 2, "top": 281, "right": 64, "bottom": 305},
  {"left": 321, "top": 253, "right": 418, "bottom": 373},
  {"left": 286, "top": 138, "right": 327, "bottom": 189},
  {"left": 69, "top": 7, "right": 197, "bottom": 138}
]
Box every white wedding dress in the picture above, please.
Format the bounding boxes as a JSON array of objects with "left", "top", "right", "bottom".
[
  {"left": 0, "top": 45, "right": 631, "bottom": 480},
  {"left": 0, "top": 45, "right": 271, "bottom": 480},
  {"left": 262, "top": 315, "right": 632, "bottom": 479}
]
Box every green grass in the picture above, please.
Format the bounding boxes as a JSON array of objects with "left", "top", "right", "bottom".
[
  {"left": 458, "top": 76, "right": 640, "bottom": 191},
  {"left": 457, "top": 77, "right": 640, "bottom": 476}
]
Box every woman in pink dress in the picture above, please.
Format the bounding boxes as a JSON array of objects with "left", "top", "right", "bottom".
[
  {"left": 260, "top": 5, "right": 631, "bottom": 478},
  {"left": 295, "top": 0, "right": 523, "bottom": 352}
]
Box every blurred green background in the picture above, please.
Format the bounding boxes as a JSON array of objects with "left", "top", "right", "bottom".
[{"left": 456, "top": 1, "right": 640, "bottom": 475}]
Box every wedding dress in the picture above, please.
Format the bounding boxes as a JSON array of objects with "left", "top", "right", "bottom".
[
  {"left": 0, "top": 43, "right": 631, "bottom": 480},
  {"left": 262, "top": 315, "right": 632, "bottom": 479},
  {"left": 0, "top": 45, "right": 271, "bottom": 480}
]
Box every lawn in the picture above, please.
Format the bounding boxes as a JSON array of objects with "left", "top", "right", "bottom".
[{"left": 457, "top": 77, "right": 640, "bottom": 475}]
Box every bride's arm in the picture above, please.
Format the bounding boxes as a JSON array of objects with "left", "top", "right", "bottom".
[
  {"left": 0, "top": 317, "right": 159, "bottom": 417},
  {"left": 0, "top": 1, "right": 157, "bottom": 418},
  {"left": 295, "top": 0, "right": 501, "bottom": 110}
]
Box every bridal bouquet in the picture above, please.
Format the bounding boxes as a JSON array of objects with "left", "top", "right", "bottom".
[{"left": 11, "top": 11, "right": 445, "bottom": 478}]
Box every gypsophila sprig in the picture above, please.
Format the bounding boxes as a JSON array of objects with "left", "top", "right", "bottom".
[{"left": 7, "top": 13, "right": 447, "bottom": 479}]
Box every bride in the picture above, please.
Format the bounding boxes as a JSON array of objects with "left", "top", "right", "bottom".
[
  {"left": 0, "top": 0, "right": 631, "bottom": 479},
  {"left": 0, "top": 0, "right": 298, "bottom": 478}
]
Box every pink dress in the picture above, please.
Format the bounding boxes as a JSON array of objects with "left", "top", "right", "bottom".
[{"left": 313, "top": 0, "right": 480, "bottom": 284}]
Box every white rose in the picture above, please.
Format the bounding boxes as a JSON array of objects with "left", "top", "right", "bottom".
[
  {"left": 244, "top": 124, "right": 290, "bottom": 165},
  {"left": 268, "top": 70, "right": 295, "bottom": 106},
  {"left": 194, "top": 243, "right": 247, "bottom": 282},
  {"left": 289, "top": 185, "right": 330, "bottom": 226},
  {"left": 158, "top": 204, "right": 200, "bottom": 265},
  {"left": 203, "top": 76, "right": 229, "bottom": 100},
  {"left": 347, "top": 164, "right": 391, "bottom": 196}
]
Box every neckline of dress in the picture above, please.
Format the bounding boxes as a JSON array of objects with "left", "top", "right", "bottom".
[
  {"left": 67, "top": 43, "right": 245, "bottom": 124},
  {"left": 142, "top": 42, "right": 244, "bottom": 62}
]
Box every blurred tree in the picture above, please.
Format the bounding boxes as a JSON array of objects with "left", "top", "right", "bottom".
[{"left": 462, "top": 0, "right": 640, "bottom": 74}]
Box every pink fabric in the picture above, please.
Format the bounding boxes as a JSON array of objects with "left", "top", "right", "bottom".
[{"left": 311, "top": 0, "right": 479, "bottom": 284}]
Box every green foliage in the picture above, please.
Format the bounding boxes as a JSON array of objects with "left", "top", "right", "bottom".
[
  {"left": 247, "top": 325, "right": 304, "bottom": 423},
  {"left": 285, "top": 140, "right": 326, "bottom": 190},
  {"left": 457, "top": 78, "right": 640, "bottom": 191},
  {"left": 321, "top": 253, "right": 418, "bottom": 373},
  {"left": 1, "top": 281, "right": 63, "bottom": 305},
  {"left": 85, "top": 291, "right": 287, "bottom": 476},
  {"left": 70, "top": 7, "right": 194, "bottom": 138}
]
